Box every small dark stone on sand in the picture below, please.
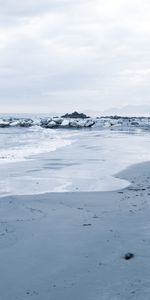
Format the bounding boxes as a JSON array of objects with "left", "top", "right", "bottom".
[
  {"left": 124, "top": 253, "right": 135, "bottom": 260},
  {"left": 93, "top": 214, "right": 99, "bottom": 219},
  {"left": 26, "top": 291, "right": 30, "bottom": 295}
]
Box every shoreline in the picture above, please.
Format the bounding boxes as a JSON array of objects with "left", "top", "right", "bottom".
[
  {"left": 0, "top": 161, "right": 150, "bottom": 299},
  {"left": 1, "top": 129, "right": 150, "bottom": 197}
]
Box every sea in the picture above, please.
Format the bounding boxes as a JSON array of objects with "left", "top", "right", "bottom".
[{"left": 0, "top": 113, "right": 150, "bottom": 196}]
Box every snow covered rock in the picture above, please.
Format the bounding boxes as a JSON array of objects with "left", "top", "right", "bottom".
[
  {"left": 18, "top": 119, "right": 33, "bottom": 127},
  {"left": 46, "top": 120, "right": 57, "bottom": 128},
  {"left": 0, "top": 120, "right": 10, "bottom": 127},
  {"left": 61, "top": 119, "right": 70, "bottom": 127}
]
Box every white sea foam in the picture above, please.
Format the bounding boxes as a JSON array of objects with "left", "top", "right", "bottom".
[
  {"left": 0, "top": 127, "right": 77, "bottom": 164},
  {"left": 0, "top": 126, "right": 150, "bottom": 196}
]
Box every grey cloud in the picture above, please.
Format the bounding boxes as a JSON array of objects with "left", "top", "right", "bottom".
[
  {"left": 0, "top": 0, "right": 88, "bottom": 19},
  {"left": 0, "top": 0, "right": 150, "bottom": 113}
]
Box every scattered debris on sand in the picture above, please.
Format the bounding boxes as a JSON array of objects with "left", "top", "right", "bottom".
[{"left": 124, "top": 253, "right": 135, "bottom": 260}]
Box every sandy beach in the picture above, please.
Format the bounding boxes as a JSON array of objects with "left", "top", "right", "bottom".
[
  {"left": 1, "top": 0, "right": 150, "bottom": 298},
  {"left": 0, "top": 161, "right": 150, "bottom": 299}
]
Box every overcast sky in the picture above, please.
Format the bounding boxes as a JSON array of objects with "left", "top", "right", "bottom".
[{"left": 0, "top": 0, "right": 150, "bottom": 113}]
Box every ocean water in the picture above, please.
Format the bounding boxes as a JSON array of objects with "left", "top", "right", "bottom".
[
  {"left": 0, "top": 125, "right": 150, "bottom": 196},
  {"left": 0, "top": 126, "right": 76, "bottom": 164}
]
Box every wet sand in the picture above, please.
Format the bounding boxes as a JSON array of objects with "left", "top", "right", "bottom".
[{"left": 0, "top": 162, "right": 150, "bottom": 299}]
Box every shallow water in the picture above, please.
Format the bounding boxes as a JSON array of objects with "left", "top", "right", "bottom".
[
  {"left": 0, "top": 127, "right": 77, "bottom": 163},
  {"left": 0, "top": 127, "right": 150, "bottom": 195}
]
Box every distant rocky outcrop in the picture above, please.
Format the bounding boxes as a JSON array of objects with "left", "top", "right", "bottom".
[
  {"left": 0, "top": 118, "right": 33, "bottom": 128},
  {"left": 61, "top": 111, "right": 90, "bottom": 119},
  {"left": 0, "top": 114, "right": 150, "bottom": 131}
]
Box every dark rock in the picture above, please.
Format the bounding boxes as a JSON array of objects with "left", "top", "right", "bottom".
[
  {"left": 61, "top": 111, "right": 90, "bottom": 119},
  {"left": 124, "top": 253, "right": 135, "bottom": 260},
  {"left": 85, "top": 120, "right": 95, "bottom": 127},
  {"left": 53, "top": 118, "right": 63, "bottom": 125},
  {"left": 40, "top": 118, "right": 52, "bottom": 127},
  {"left": 0, "top": 121, "right": 10, "bottom": 128},
  {"left": 131, "top": 121, "right": 139, "bottom": 126}
]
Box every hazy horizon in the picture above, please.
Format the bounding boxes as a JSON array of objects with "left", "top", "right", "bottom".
[{"left": 0, "top": 104, "right": 150, "bottom": 117}]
